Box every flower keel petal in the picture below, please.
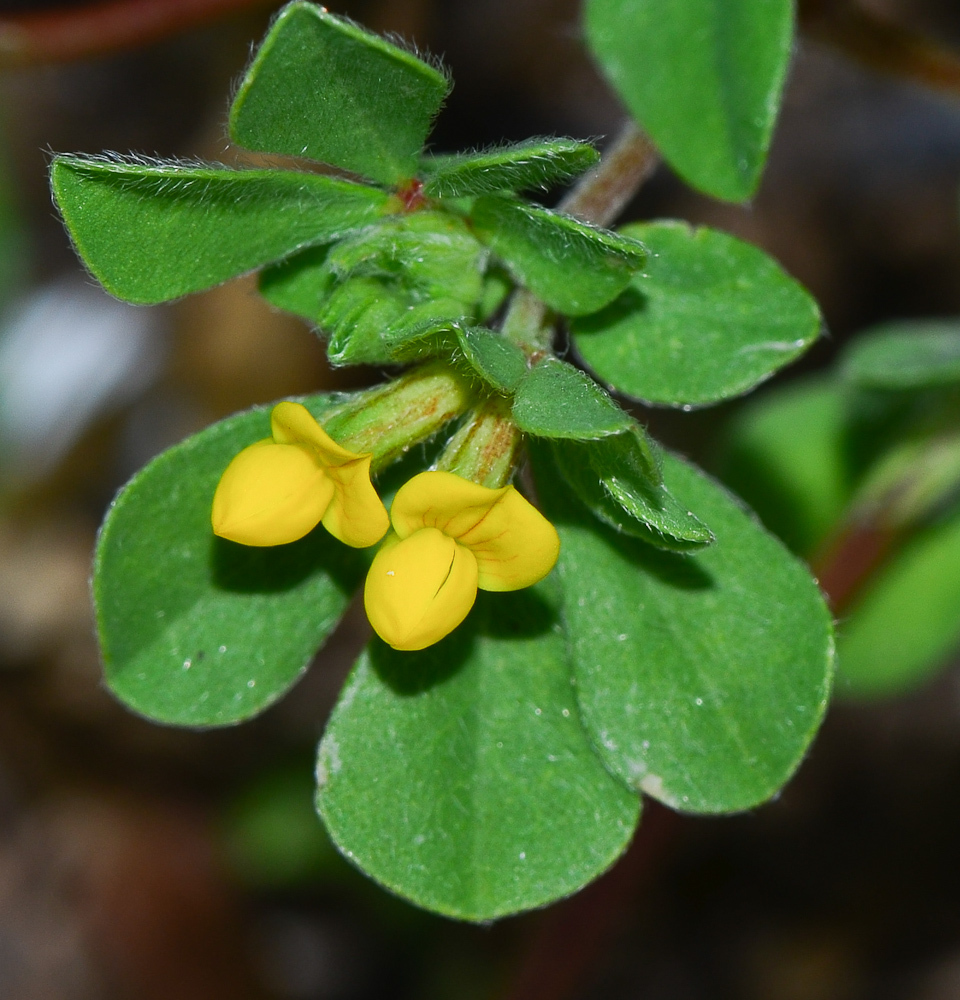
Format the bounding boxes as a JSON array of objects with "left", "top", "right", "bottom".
[
  {"left": 212, "top": 440, "right": 334, "bottom": 546},
  {"left": 364, "top": 528, "right": 479, "bottom": 650}
]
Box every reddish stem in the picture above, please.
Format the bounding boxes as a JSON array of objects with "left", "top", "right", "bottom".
[{"left": 0, "top": 0, "right": 276, "bottom": 66}]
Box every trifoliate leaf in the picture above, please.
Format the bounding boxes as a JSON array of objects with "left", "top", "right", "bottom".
[
  {"left": 95, "top": 397, "right": 366, "bottom": 726},
  {"left": 51, "top": 156, "right": 387, "bottom": 304},
  {"left": 421, "top": 138, "right": 599, "bottom": 197},
  {"left": 315, "top": 583, "right": 640, "bottom": 921},
  {"left": 584, "top": 0, "right": 793, "bottom": 201},
  {"left": 572, "top": 222, "right": 821, "bottom": 406},
  {"left": 230, "top": 2, "right": 449, "bottom": 185},
  {"left": 471, "top": 195, "right": 646, "bottom": 316}
]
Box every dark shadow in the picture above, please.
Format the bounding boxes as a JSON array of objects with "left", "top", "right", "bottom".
[
  {"left": 479, "top": 587, "right": 558, "bottom": 639},
  {"left": 369, "top": 627, "right": 476, "bottom": 696},
  {"left": 570, "top": 286, "right": 649, "bottom": 336},
  {"left": 211, "top": 529, "right": 364, "bottom": 595}
]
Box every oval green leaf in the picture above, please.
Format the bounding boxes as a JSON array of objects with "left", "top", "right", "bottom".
[
  {"left": 316, "top": 584, "right": 640, "bottom": 920},
  {"left": 584, "top": 0, "right": 793, "bottom": 201},
  {"left": 535, "top": 447, "right": 834, "bottom": 813},
  {"left": 471, "top": 195, "right": 646, "bottom": 316},
  {"left": 572, "top": 222, "right": 821, "bottom": 406},
  {"left": 95, "top": 398, "right": 367, "bottom": 726},
  {"left": 841, "top": 320, "right": 960, "bottom": 390},
  {"left": 51, "top": 156, "right": 388, "bottom": 304},
  {"left": 512, "top": 357, "right": 635, "bottom": 439},
  {"left": 230, "top": 2, "right": 450, "bottom": 185}
]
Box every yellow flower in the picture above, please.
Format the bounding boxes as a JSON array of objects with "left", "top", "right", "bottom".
[
  {"left": 364, "top": 470, "right": 560, "bottom": 651},
  {"left": 212, "top": 401, "right": 389, "bottom": 548}
]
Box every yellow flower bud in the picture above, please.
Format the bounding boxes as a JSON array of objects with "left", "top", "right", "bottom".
[
  {"left": 212, "top": 401, "right": 389, "bottom": 548},
  {"left": 364, "top": 471, "right": 560, "bottom": 650}
]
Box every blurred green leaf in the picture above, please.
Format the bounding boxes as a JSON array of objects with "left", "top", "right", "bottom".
[
  {"left": 512, "top": 357, "right": 634, "bottom": 439},
  {"left": 841, "top": 320, "right": 960, "bottom": 390},
  {"left": 838, "top": 509, "right": 960, "bottom": 697},
  {"left": 584, "top": 0, "right": 792, "bottom": 201},
  {"left": 719, "top": 377, "right": 852, "bottom": 556},
  {"left": 51, "top": 156, "right": 388, "bottom": 304},
  {"left": 553, "top": 433, "right": 714, "bottom": 551},
  {"left": 95, "top": 398, "right": 366, "bottom": 726},
  {"left": 471, "top": 195, "right": 646, "bottom": 315},
  {"left": 316, "top": 583, "right": 640, "bottom": 920},
  {"left": 421, "top": 139, "right": 599, "bottom": 197},
  {"left": 573, "top": 222, "right": 821, "bottom": 406},
  {"left": 536, "top": 447, "right": 834, "bottom": 813},
  {"left": 230, "top": 2, "right": 449, "bottom": 185}
]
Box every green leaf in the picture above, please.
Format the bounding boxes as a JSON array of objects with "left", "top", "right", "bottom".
[
  {"left": 837, "top": 508, "right": 960, "bottom": 697},
  {"left": 535, "top": 447, "right": 834, "bottom": 813},
  {"left": 230, "top": 2, "right": 449, "bottom": 185},
  {"left": 718, "top": 377, "right": 852, "bottom": 556},
  {"left": 572, "top": 222, "right": 821, "bottom": 406},
  {"left": 553, "top": 433, "right": 714, "bottom": 551},
  {"left": 259, "top": 244, "right": 337, "bottom": 320},
  {"left": 51, "top": 156, "right": 388, "bottom": 304},
  {"left": 471, "top": 195, "right": 646, "bottom": 316},
  {"left": 841, "top": 320, "right": 960, "bottom": 390},
  {"left": 421, "top": 139, "right": 599, "bottom": 197},
  {"left": 453, "top": 326, "right": 528, "bottom": 393},
  {"left": 584, "top": 0, "right": 793, "bottom": 201},
  {"left": 94, "top": 397, "right": 366, "bottom": 726},
  {"left": 315, "top": 583, "right": 640, "bottom": 920},
  {"left": 512, "top": 357, "right": 635, "bottom": 439}
]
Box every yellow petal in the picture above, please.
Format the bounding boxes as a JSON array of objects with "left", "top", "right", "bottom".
[
  {"left": 322, "top": 455, "right": 391, "bottom": 548},
  {"left": 271, "top": 401, "right": 360, "bottom": 467},
  {"left": 212, "top": 440, "right": 334, "bottom": 546},
  {"left": 364, "top": 528, "right": 479, "bottom": 651},
  {"left": 390, "top": 471, "right": 559, "bottom": 591}
]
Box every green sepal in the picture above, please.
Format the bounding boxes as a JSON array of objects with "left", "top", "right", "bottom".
[
  {"left": 230, "top": 2, "right": 450, "bottom": 185},
  {"left": 840, "top": 320, "right": 960, "bottom": 390},
  {"left": 471, "top": 195, "right": 646, "bottom": 316},
  {"left": 420, "top": 138, "right": 599, "bottom": 198},
  {"left": 512, "top": 357, "right": 634, "bottom": 439},
  {"left": 572, "top": 222, "right": 821, "bottom": 407},
  {"left": 534, "top": 445, "right": 834, "bottom": 813},
  {"left": 315, "top": 583, "right": 641, "bottom": 921},
  {"left": 584, "top": 0, "right": 793, "bottom": 202},
  {"left": 51, "top": 156, "right": 388, "bottom": 304},
  {"left": 553, "top": 433, "right": 714, "bottom": 551},
  {"left": 94, "top": 396, "right": 366, "bottom": 727},
  {"left": 452, "top": 326, "right": 529, "bottom": 394}
]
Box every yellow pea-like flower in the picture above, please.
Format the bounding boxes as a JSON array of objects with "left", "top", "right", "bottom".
[
  {"left": 364, "top": 470, "right": 560, "bottom": 651},
  {"left": 212, "top": 401, "right": 389, "bottom": 548}
]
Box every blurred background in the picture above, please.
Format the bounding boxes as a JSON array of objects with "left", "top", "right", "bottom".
[{"left": 1, "top": 0, "right": 960, "bottom": 997}]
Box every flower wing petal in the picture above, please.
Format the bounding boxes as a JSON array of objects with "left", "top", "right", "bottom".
[
  {"left": 364, "top": 528, "right": 479, "bottom": 651},
  {"left": 322, "top": 456, "right": 390, "bottom": 548},
  {"left": 461, "top": 486, "right": 560, "bottom": 591},
  {"left": 212, "top": 440, "right": 334, "bottom": 546}
]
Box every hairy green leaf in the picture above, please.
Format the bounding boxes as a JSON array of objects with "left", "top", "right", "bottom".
[
  {"left": 453, "top": 326, "right": 529, "bottom": 393},
  {"left": 471, "top": 195, "right": 646, "bottom": 315},
  {"left": 51, "top": 156, "right": 388, "bottom": 304},
  {"left": 95, "top": 398, "right": 366, "bottom": 726},
  {"left": 573, "top": 222, "right": 821, "bottom": 406},
  {"left": 230, "top": 2, "right": 449, "bottom": 184},
  {"left": 584, "top": 0, "right": 793, "bottom": 201},
  {"left": 512, "top": 357, "right": 634, "bottom": 439},
  {"left": 841, "top": 320, "right": 960, "bottom": 390},
  {"left": 535, "top": 447, "right": 834, "bottom": 813},
  {"left": 553, "top": 433, "right": 714, "bottom": 551},
  {"left": 421, "top": 138, "right": 599, "bottom": 197},
  {"left": 316, "top": 584, "right": 640, "bottom": 920}
]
